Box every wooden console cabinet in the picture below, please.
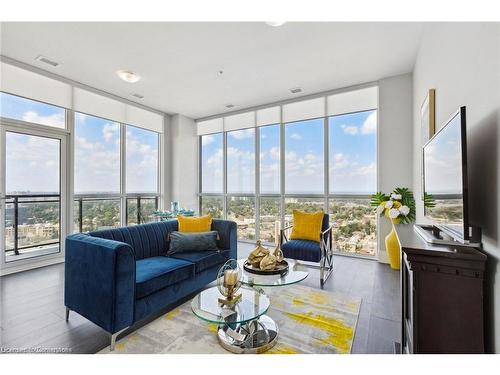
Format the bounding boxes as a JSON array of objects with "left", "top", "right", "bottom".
[{"left": 396, "top": 225, "right": 486, "bottom": 354}]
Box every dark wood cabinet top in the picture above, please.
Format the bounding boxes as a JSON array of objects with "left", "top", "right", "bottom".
[{"left": 395, "top": 224, "right": 486, "bottom": 262}]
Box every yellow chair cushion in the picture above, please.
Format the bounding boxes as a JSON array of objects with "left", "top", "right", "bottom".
[
  {"left": 290, "top": 210, "right": 324, "bottom": 243},
  {"left": 178, "top": 214, "right": 212, "bottom": 233}
]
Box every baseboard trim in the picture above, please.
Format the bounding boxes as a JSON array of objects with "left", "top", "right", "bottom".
[{"left": 0, "top": 256, "right": 65, "bottom": 276}]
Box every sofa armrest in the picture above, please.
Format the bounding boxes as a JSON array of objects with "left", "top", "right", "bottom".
[
  {"left": 212, "top": 219, "right": 238, "bottom": 260},
  {"left": 64, "top": 234, "right": 136, "bottom": 334}
]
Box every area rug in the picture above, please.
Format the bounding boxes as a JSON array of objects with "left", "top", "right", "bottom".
[{"left": 100, "top": 284, "right": 361, "bottom": 354}]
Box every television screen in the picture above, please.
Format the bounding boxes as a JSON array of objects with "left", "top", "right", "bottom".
[{"left": 423, "top": 107, "right": 468, "bottom": 240}]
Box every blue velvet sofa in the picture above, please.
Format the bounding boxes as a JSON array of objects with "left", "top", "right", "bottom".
[{"left": 64, "top": 219, "right": 237, "bottom": 350}]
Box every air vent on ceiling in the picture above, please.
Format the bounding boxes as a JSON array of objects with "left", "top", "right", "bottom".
[
  {"left": 35, "top": 55, "right": 60, "bottom": 67},
  {"left": 132, "top": 93, "right": 144, "bottom": 99},
  {"left": 290, "top": 87, "right": 303, "bottom": 94},
  {"left": 225, "top": 104, "right": 235, "bottom": 109}
]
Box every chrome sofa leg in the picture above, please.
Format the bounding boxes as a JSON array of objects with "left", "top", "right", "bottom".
[
  {"left": 110, "top": 327, "right": 129, "bottom": 351},
  {"left": 65, "top": 307, "right": 70, "bottom": 322}
]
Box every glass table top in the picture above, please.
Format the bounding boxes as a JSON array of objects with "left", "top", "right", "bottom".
[
  {"left": 238, "top": 259, "right": 308, "bottom": 287},
  {"left": 191, "top": 286, "right": 270, "bottom": 325}
]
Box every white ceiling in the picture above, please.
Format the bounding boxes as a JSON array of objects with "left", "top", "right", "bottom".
[{"left": 0, "top": 22, "right": 424, "bottom": 119}]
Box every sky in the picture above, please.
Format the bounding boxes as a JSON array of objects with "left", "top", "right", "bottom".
[
  {"left": 1, "top": 92, "right": 158, "bottom": 194},
  {"left": 201, "top": 110, "right": 377, "bottom": 195}
]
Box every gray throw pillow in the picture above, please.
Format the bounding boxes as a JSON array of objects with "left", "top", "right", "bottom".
[{"left": 168, "top": 231, "right": 219, "bottom": 255}]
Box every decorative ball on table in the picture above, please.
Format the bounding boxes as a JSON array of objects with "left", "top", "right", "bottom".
[{"left": 217, "top": 259, "right": 242, "bottom": 307}]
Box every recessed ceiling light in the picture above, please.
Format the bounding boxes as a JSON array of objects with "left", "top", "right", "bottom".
[
  {"left": 132, "top": 93, "right": 144, "bottom": 99},
  {"left": 116, "top": 70, "right": 141, "bottom": 83},
  {"left": 225, "top": 104, "right": 235, "bottom": 109},
  {"left": 35, "top": 55, "right": 60, "bottom": 67},
  {"left": 290, "top": 87, "right": 303, "bottom": 94},
  {"left": 265, "top": 21, "right": 286, "bottom": 27}
]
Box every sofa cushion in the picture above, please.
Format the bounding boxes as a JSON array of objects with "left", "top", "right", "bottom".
[
  {"left": 170, "top": 249, "right": 231, "bottom": 274},
  {"left": 167, "top": 231, "right": 219, "bottom": 256},
  {"left": 135, "top": 257, "right": 195, "bottom": 299},
  {"left": 281, "top": 239, "right": 321, "bottom": 263}
]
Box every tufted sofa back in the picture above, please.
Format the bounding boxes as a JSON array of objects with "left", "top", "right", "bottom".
[
  {"left": 88, "top": 219, "right": 237, "bottom": 261},
  {"left": 89, "top": 220, "right": 178, "bottom": 260}
]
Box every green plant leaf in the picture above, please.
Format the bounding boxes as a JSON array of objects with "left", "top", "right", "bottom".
[
  {"left": 370, "top": 192, "right": 389, "bottom": 208},
  {"left": 424, "top": 192, "right": 436, "bottom": 208},
  {"left": 393, "top": 187, "right": 416, "bottom": 224}
]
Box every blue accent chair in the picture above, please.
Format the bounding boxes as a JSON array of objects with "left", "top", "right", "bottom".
[
  {"left": 64, "top": 219, "right": 237, "bottom": 350},
  {"left": 279, "top": 214, "right": 334, "bottom": 288}
]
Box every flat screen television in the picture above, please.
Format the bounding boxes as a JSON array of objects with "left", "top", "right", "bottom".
[{"left": 422, "top": 106, "right": 471, "bottom": 242}]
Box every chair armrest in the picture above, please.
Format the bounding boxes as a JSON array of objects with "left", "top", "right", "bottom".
[
  {"left": 64, "top": 234, "right": 136, "bottom": 334},
  {"left": 320, "top": 225, "right": 334, "bottom": 254},
  {"left": 321, "top": 225, "right": 334, "bottom": 236}
]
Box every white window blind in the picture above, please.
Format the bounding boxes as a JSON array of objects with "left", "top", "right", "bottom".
[
  {"left": 282, "top": 97, "right": 325, "bottom": 123},
  {"left": 0, "top": 62, "right": 72, "bottom": 109},
  {"left": 197, "top": 118, "right": 223, "bottom": 135},
  {"left": 73, "top": 87, "right": 127, "bottom": 123},
  {"left": 224, "top": 111, "right": 255, "bottom": 131},
  {"left": 125, "top": 105, "right": 163, "bottom": 133},
  {"left": 256, "top": 106, "right": 280, "bottom": 126},
  {"left": 327, "top": 86, "right": 378, "bottom": 116}
]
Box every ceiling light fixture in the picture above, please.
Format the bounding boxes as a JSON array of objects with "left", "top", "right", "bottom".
[
  {"left": 290, "top": 87, "right": 303, "bottom": 94},
  {"left": 225, "top": 104, "right": 235, "bottom": 109},
  {"left": 116, "top": 70, "right": 141, "bottom": 83},
  {"left": 265, "top": 21, "right": 286, "bottom": 27}
]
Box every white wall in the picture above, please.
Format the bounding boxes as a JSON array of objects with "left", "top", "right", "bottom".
[
  {"left": 413, "top": 23, "right": 500, "bottom": 352},
  {"left": 170, "top": 114, "right": 199, "bottom": 211},
  {"left": 377, "top": 73, "right": 414, "bottom": 263}
]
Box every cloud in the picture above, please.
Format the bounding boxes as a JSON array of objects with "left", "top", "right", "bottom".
[
  {"left": 290, "top": 133, "right": 302, "bottom": 140},
  {"left": 332, "top": 153, "right": 351, "bottom": 169},
  {"left": 229, "top": 129, "right": 254, "bottom": 140},
  {"left": 22, "top": 111, "right": 65, "bottom": 128},
  {"left": 340, "top": 124, "right": 359, "bottom": 135},
  {"left": 361, "top": 112, "right": 376, "bottom": 135},
  {"left": 202, "top": 135, "right": 215, "bottom": 146},
  {"left": 102, "top": 123, "right": 119, "bottom": 142},
  {"left": 6, "top": 133, "right": 60, "bottom": 193},
  {"left": 339, "top": 112, "right": 377, "bottom": 136}
]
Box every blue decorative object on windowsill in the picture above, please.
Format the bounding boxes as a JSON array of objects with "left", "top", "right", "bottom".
[{"left": 153, "top": 209, "right": 195, "bottom": 220}]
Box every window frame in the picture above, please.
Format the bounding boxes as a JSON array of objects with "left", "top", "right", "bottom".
[
  {"left": 198, "top": 86, "right": 378, "bottom": 258},
  {"left": 73, "top": 112, "right": 161, "bottom": 233}
]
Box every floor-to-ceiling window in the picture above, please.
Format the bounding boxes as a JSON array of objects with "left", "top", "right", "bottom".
[
  {"left": 259, "top": 124, "right": 281, "bottom": 243},
  {"left": 328, "top": 110, "right": 377, "bottom": 256},
  {"left": 226, "top": 128, "right": 256, "bottom": 240},
  {"left": 74, "top": 112, "right": 121, "bottom": 232},
  {"left": 0, "top": 92, "right": 66, "bottom": 263},
  {"left": 198, "top": 86, "right": 378, "bottom": 257},
  {"left": 200, "top": 132, "right": 224, "bottom": 218},
  {"left": 125, "top": 125, "right": 160, "bottom": 225},
  {"left": 73, "top": 114, "right": 161, "bottom": 232},
  {"left": 0, "top": 62, "right": 163, "bottom": 271}
]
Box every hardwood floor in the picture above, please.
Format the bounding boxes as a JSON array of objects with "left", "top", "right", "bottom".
[{"left": 0, "top": 243, "right": 401, "bottom": 354}]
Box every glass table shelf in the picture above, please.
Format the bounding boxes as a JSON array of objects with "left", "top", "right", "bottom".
[
  {"left": 238, "top": 259, "right": 308, "bottom": 287},
  {"left": 191, "top": 286, "right": 270, "bottom": 325}
]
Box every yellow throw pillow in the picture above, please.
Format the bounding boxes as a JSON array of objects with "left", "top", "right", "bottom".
[
  {"left": 290, "top": 210, "right": 324, "bottom": 242},
  {"left": 178, "top": 214, "right": 212, "bottom": 233}
]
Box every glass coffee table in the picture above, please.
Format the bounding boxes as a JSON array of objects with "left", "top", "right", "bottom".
[
  {"left": 238, "top": 259, "right": 309, "bottom": 288},
  {"left": 191, "top": 286, "right": 277, "bottom": 353},
  {"left": 191, "top": 260, "right": 308, "bottom": 353}
]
